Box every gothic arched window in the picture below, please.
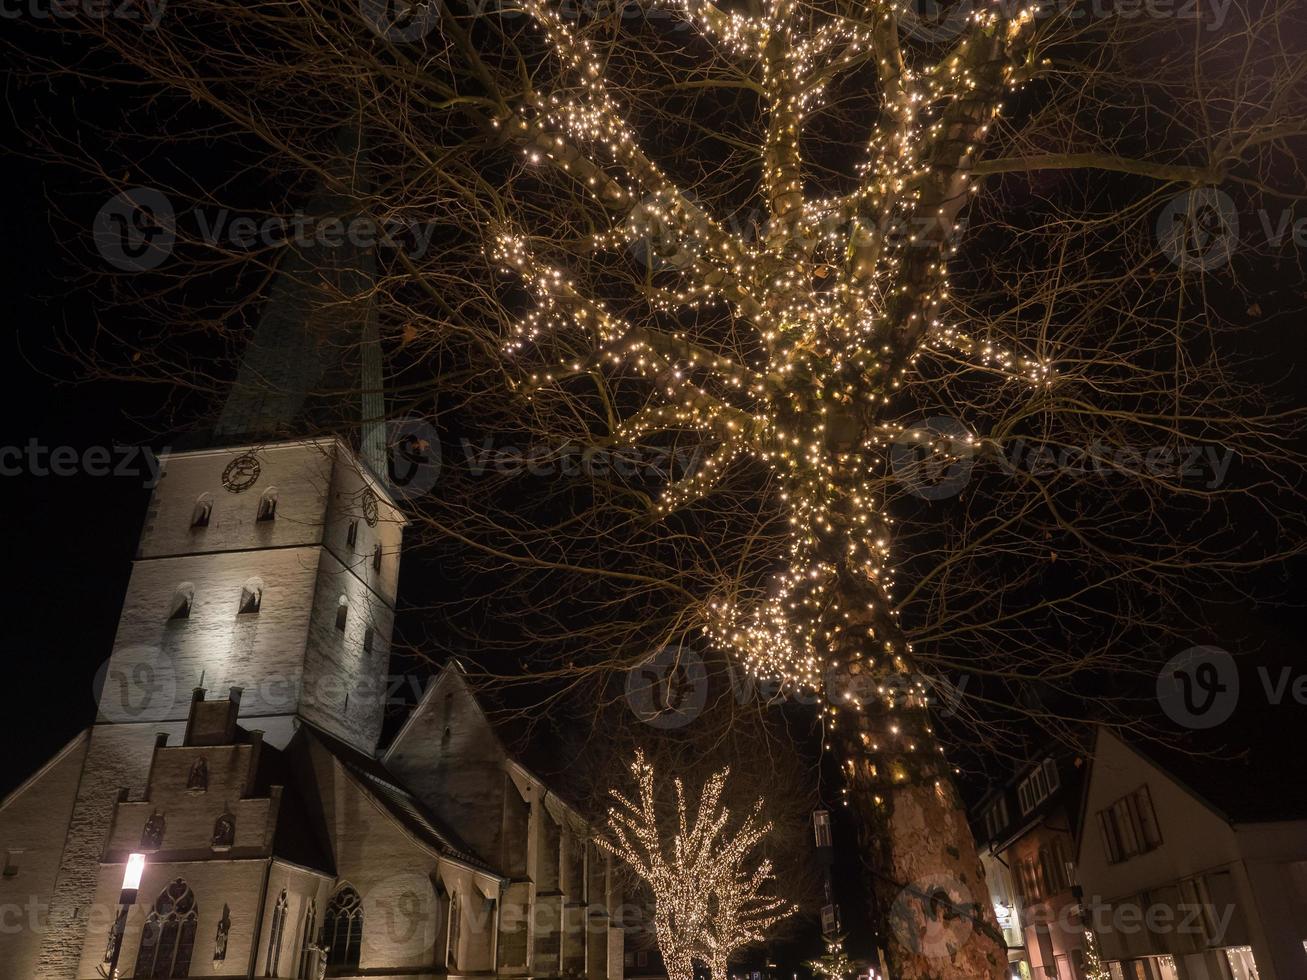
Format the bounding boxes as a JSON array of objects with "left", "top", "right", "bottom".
[
  {"left": 239, "top": 577, "right": 264, "bottom": 615},
  {"left": 296, "top": 899, "right": 317, "bottom": 979},
  {"left": 323, "top": 885, "right": 363, "bottom": 969},
  {"left": 191, "top": 494, "right": 213, "bottom": 529},
  {"left": 257, "top": 487, "right": 279, "bottom": 522},
  {"left": 363, "top": 627, "right": 375, "bottom": 654},
  {"left": 335, "top": 595, "right": 348, "bottom": 632},
  {"left": 371, "top": 544, "right": 383, "bottom": 573},
  {"left": 266, "top": 890, "right": 288, "bottom": 977},
  {"left": 134, "top": 878, "right": 198, "bottom": 979}
]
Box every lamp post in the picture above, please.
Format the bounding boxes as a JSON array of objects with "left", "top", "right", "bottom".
[{"left": 105, "top": 853, "right": 146, "bottom": 979}]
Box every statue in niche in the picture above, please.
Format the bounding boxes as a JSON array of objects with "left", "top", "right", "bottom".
[
  {"left": 214, "top": 905, "right": 231, "bottom": 962},
  {"left": 212, "top": 811, "right": 236, "bottom": 848},
  {"left": 187, "top": 757, "right": 208, "bottom": 791},
  {"left": 141, "top": 810, "right": 165, "bottom": 850}
]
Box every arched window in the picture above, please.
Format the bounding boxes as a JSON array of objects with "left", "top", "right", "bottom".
[
  {"left": 135, "top": 878, "right": 198, "bottom": 979},
  {"left": 211, "top": 812, "right": 235, "bottom": 849},
  {"left": 239, "top": 577, "right": 264, "bottom": 615},
  {"left": 363, "top": 627, "right": 375, "bottom": 654},
  {"left": 141, "top": 811, "right": 166, "bottom": 850},
  {"left": 346, "top": 520, "right": 359, "bottom": 548},
  {"left": 190, "top": 494, "right": 213, "bottom": 529},
  {"left": 371, "top": 544, "right": 383, "bottom": 573},
  {"left": 335, "top": 595, "right": 348, "bottom": 632},
  {"left": 296, "top": 899, "right": 317, "bottom": 979},
  {"left": 446, "top": 891, "right": 461, "bottom": 969},
  {"left": 169, "top": 584, "right": 195, "bottom": 621},
  {"left": 257, "top": 487, "right": 279, "bottom": 522},
  {"left": 323, "top": 886, "right": 363, "bottom": 969},
  {"left": 266, "top": 890, "right": 288, "bottom": 977}
]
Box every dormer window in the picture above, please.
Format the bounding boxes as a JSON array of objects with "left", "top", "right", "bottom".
[
  {"left": 346, "top": 520, "right": 359, "bottom": 548},
  {"left": 256, "top": 487, "right": 278, "bottom": 522},
  {"left": 191, "top": 493, "right": 213, "bottom": 529},
  {"left": 372, "top": 544, "right": 382, "bottom": 573},
  {"left": 169, "top": 584, "right": 195, "bottom": 621},
  {"left": 335, "top": 595, "right": 348, "bottom": 631},
  {"left": 239, "top": 577, "right": 263, "bottom": 615}
]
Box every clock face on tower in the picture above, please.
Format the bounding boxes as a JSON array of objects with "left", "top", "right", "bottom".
[
  {"left": 222, "top": 454, "right": 262, "bottom": 493},
  {"left": 362, "top": 488, "right": 380, "bottom": 527}
]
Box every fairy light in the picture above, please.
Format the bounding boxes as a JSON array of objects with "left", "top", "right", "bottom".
[
  {"left": 596, "top": 752, "right": 791, "bottom": 980},
  {"left": 494, "top": 0, "right": 1044, "bottom": 791}
]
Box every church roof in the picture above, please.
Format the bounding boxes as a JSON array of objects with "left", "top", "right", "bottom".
[{"left": 302, "top": 723, "right": 496, "bottom": 874}]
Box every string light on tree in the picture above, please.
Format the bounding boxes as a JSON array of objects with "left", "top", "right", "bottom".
[
  {"left": 596, "top": 752, "right": 792, "bottom": 980},
  {"left": 495, "top": 2, "right": 1043, "bottom": 976}
]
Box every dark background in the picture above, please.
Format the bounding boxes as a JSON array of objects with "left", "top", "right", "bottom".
[{"left": 3, "top": 14, "right": 1307, "bottom": 970}]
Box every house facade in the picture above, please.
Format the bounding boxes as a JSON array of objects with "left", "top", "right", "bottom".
[
  {"left": 973, "top": 752, "right": 1089, "bottom": 980},
  {"left": 1075, "top": 726, "right": 1307, "bottom": 980}
]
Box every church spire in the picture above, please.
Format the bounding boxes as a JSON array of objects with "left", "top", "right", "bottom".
[{"left": 214, "top": 125, "right": 386, "bottom": 478}]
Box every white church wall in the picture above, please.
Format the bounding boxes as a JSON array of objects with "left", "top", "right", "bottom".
[
  {"left": 323, "top": 452, "right": 405, "bottom": 609},
  {"left": 140, "top": 443, "right": 334, "bottom": 560},
  {"left": 0, "top": 733, "right": 89, "bottom": 980},
  {"left": 35, "top": 723, "right": 185, "bottom": 980},
  {"left": 78, "top": 857, "right": 267, "bottom": 979},
  {"left": 300, "top": 548, "right": 395, "bottom": 753},
  {"left": 105, "top": 547, "right": 321, "bottom": 727}
]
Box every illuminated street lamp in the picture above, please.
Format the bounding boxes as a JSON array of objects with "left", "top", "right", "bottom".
[{"left": 103, "top": 853, "right": 146, "bottom": 979}]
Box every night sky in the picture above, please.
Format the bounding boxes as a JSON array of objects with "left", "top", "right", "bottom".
[{"left": 4, "top": 11, "right": 1307, "bottom": 972}]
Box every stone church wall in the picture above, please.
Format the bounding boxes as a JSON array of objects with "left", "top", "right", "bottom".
[
  {"left": 106, "top": 547, "right": 322, "bottom": 728},
  {"left": 34, "top": 723, "right": 185, "bottom": 980},
  {"left": 0, "top": 734, "right": 89, "bottom": 980},
  {"left": 139, "top": 444, "right": 333, "bottom": 560}
]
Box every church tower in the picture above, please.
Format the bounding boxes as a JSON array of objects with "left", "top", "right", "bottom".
[{"left": 20, "top": 136, "right": 406, "bottom": 980}]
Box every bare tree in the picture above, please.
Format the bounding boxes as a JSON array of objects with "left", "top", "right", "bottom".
[{"left": 10, "top": 0, "right": 1307, "bottom": 977}]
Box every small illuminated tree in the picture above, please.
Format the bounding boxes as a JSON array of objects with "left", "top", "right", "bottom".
[
  {"left": 702, "top": 861, "right": 792, "bottom": 980},
  {"left": 597, "top": 751, "right": 787, "bottom": 980},
  {"left": 805, "top": 936, "right": 852, "bottom": 980}
]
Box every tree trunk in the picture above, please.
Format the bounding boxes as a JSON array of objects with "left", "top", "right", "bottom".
[
  {"left": 820, "top": 496, "right": 1006, "bottom": 979},
  {"left": 658, "top": 944, "right": 695, "bottom": 980},
  {"left": 831, "top": 684, "right": 1007, "bottom": 980}
]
